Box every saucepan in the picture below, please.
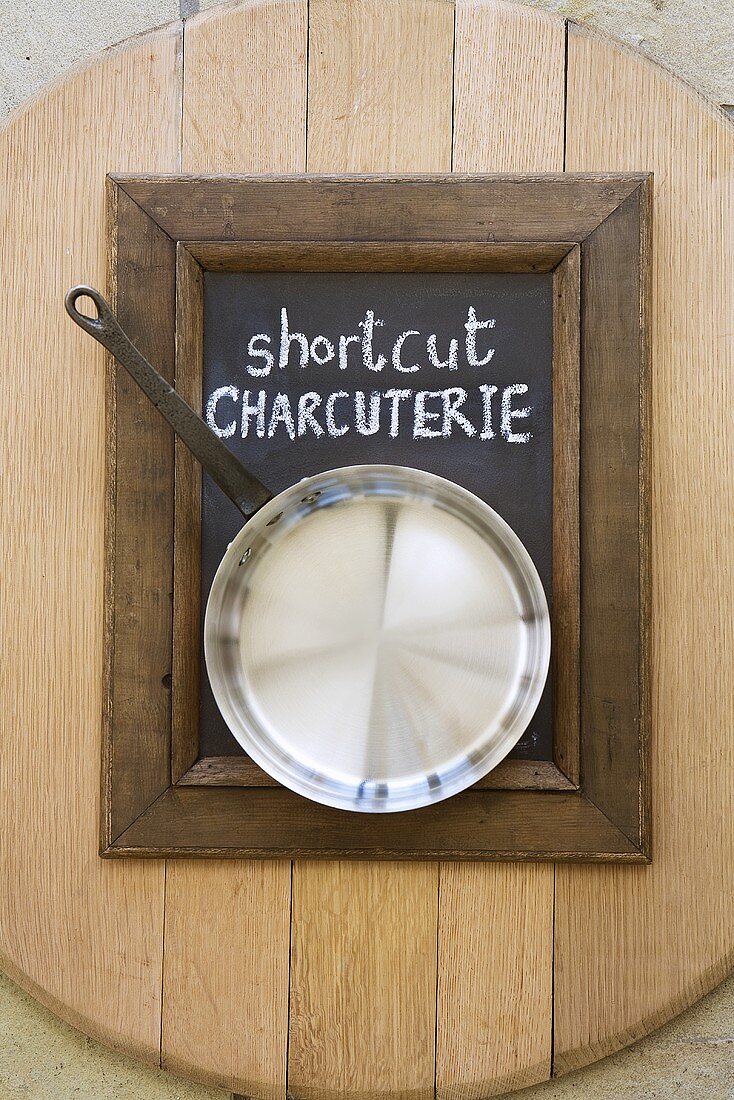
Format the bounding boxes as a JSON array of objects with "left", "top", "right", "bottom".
[{"left": 66, "top": 284, "right": 551, "bottom": 813}]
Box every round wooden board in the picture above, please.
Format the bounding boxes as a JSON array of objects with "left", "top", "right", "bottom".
[{"left": 1, "top": 1, "right": 733, "bottom": 1096}]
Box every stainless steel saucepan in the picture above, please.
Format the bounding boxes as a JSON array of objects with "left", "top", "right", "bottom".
[{"left": 66, "top": 284, "right": 550, "bottom": 813}]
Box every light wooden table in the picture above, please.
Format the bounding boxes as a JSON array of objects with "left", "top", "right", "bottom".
[{"left": 1, "top": 1, "right": 733, "bottom": 1096}]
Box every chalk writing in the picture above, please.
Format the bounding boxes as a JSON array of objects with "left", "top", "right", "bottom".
[{"left": 206, "top": 305, "right": 532, "bottom": 445}]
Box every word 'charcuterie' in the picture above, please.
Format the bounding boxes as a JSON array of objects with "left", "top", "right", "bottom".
[{"left": 206, "top": 385, "right": 532, "bottom": 443}]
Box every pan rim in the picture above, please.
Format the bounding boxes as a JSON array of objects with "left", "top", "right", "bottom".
[{"left": 203, "top": 463, "right": 551, "bottom": 813}]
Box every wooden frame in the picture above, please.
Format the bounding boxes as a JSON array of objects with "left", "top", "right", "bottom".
[{"left": 102, "top": 173, "right": 650, "bottom": 861}]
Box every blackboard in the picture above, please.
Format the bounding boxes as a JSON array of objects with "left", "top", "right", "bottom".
[{"left": 199, "top": 271, "right": 554, "bottom": 761}]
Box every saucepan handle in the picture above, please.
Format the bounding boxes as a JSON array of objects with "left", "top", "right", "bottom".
[{"left": 65, "top": 285, "right": 271, "bottom": 519}]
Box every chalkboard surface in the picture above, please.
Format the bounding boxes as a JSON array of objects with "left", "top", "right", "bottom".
[{"left": 199, "top": 271, "right": 554, "bottom": 762}]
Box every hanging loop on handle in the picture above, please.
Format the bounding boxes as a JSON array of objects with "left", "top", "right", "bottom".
[{"left": 65, "top": 285, "right": 272, "bottom": 519}]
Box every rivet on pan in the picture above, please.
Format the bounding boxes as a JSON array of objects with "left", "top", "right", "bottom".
[
  {"left": 301, "top": 491, "right": 321, "bottom": 504},
  {"left": 238, "top": 548, "right": 252, "bottom": 566},
  {"left": 266, "top": 511, "right": 283, "bottom": 526}
]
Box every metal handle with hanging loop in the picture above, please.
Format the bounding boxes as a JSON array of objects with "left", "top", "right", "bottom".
[{"left": 65, "top": 285, "right": 272, "bottom": 519}]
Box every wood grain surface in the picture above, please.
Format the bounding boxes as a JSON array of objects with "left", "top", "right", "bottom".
[
  {"left": 177, "top": 754, "right": 577, "bottom": 790},
  {"left": 115, "top": 173, "right": 643, "bottom": 244},
  {"left": 576, "top": 182, "right": 651, "bottom": 849},
  {"left": 435, "top": 5, "right": 565, "bottom": 1096},
  {"left": 307, "top": 0, "right": 454, "bottom": 173},
  {"left": 1, "top": 1, "right": 733, "bottom": 1097},
  {"left": 289, "top": 863, "right": 439, "bottom": 1100},
  {"left": 184, "top": 240, "right": 576, "bottom": 272},
  {"left": 163, "top": 860, "right": 291, "bottom": 1096},
  {"left": 437, "top": 864, "right": 554, "bottom": 1098},
  {"left": 161, "top": 0, "right": 306, "bottom": 1091},
  {"left": 554, "top": 24, "right": 734, "bottom": 1075},
  {"left": 551, "top": 246, "right": 581, "bottom": 785},
  {"left": 112, "top": 786, "right": 642, "bottom": 859},
  {"left": 182, "top": 0, "right": 307, "bottom": 173},
  {"left": 171, "top": 244, "right": 204, "bottom": 783},
  {"left": 285, "top": 2, "right": 451, "bottom": 1093},
  {"left": 453, "top": 0, "right": 566, "bottom": 173},
  {"left": 104, "top": 181, "right": 177, "bottom": 844},
  {"left": 0, "top": 24, "right": 181, "bottom": 1062}
]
